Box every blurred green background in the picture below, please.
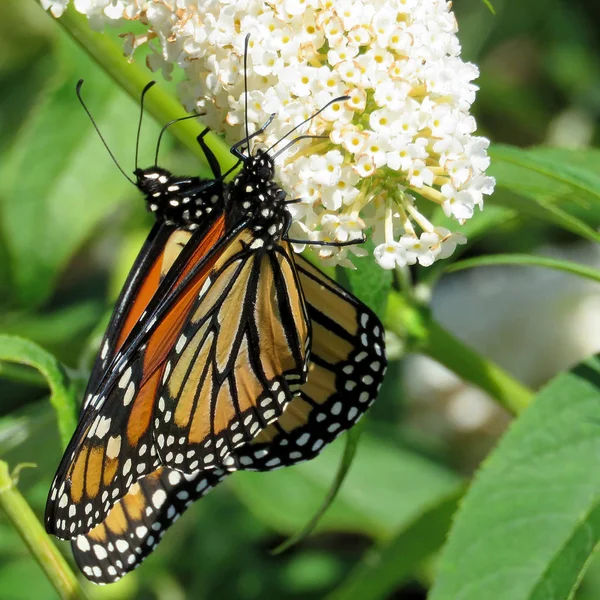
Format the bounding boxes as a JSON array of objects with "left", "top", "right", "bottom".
[{"left": 0, "top": 1, "right": 599, "bottom": 599}]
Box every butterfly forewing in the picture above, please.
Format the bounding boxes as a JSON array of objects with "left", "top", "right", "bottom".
[
  {"left": 81, "top": 162, "right": 226, "bottom": 412},
  {"left": 71, "top": 466, "right": 226, "bottom": 584},
  {"left": 47, "top": 358, "right": 165, "bottom": 539},
  {"left": 154, "top": 231, "right": 310, "bottom": 472}
]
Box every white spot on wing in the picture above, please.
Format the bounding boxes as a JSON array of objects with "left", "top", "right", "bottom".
[
  {"left": 118, "top": 368, "right": 132, "bottom": 389},
  {"left": 106, "top": 435, "right": 121, "bottom": 459},
  {"left": 95, "top": 416, "right": 111, "bottom": 439},
  {"left": 123, "top": 381, "right": 135, "bottom": 406},
  {"left": 175, "top": 334, "right": 187, "bottom": 354},
  {"left": 76, "top": 536, "right": 90, "bottom": 552}
]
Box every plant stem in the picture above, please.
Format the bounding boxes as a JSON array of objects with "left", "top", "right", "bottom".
[
  {"left": 385, "top": 292, "right": 533, "bottom": 416},
  {"left": 446, "top": 253, "right": 600, "bottom": 284},
  {"left": 425, "top": 319, "right": 533, "bottom": 415},
  {"left": 48, "top": 4, "right": 235, "bottom": 174},
  {"left": 0, "top": 462, "right": 88, "bottom": 600}
]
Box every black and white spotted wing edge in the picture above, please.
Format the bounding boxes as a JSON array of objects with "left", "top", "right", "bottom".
[{"left": 72, "top": 467, "right": 226, "bottom": 584}]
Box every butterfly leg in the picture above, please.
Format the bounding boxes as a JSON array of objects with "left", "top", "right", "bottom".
[
  {"left": 196, "top": 128, "right": 222, "bottom": 179},
  {"left": 283, "top": 235, "right": 367, "bottom": 247}
]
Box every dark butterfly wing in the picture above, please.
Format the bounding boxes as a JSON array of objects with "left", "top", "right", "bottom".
[
  {"left": 70, "top": 258, "right": 385, "bottom": 584},
  {"left": 46, "top": 218, "right": 311, "bottom": 537}
]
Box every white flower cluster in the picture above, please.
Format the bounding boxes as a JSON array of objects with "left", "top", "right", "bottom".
[{"left": 44, "top": 0, "right": 495, "bottom": 270}]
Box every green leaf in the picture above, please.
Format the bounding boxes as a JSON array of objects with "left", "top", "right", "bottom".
[
  {"left": 577, "top": 553, "right": 600, "bottom": 600},
  {"left": 430, "top": 355, "right": 600, "bottom": 600},
  {"left": 0, "top": 335, "right": 76, "bottom": 448},
  {"left": 446, "top": 253, "right": 600, "bottom": 284},
  {"left": 345, "top": 242, "right": 393, "bottom": 317},
  {"left": 481, "top": 0, "right": 496, "bottom": 15},
  {"left": 0, "top": 33, "right": 150, "bottom": 307},
  {"left": 328, "top": 492, "right": 462, "bottom": 600},
  {"left": 490, "top": 145, "right": 600, "bottom": 207},
  {"left": 492, "top": 190, "right": 600, "bottom": 244},
  {"left": 0, "top": 301, "right": 102, "bottom": 365},
  {"left": 231, "top": 433, "right": 462, "bottom": 540},
  {"left": 490, "top": 145, "right": 600, "bottom": 242}
]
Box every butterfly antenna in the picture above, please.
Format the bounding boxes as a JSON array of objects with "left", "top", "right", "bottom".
[
  {"left": 272, "top": 135, "right": 328, "bottom": 160},
  {"left": 154, "top": 113, "right": 204, "bottom": 166},
  {"left": 135, "top": 81, "right": 156, "bottom": 171},
  {"left": 76, "top": 79, "right": 135, "bottom": 185},
  {"left": 267, "top": 95, "right": 350, "bottom": 155},
  {"left": 243, "top": 33, "right": 251, "bottom": 156}
]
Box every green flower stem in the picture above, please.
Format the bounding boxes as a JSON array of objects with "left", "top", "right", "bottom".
[
  {"left": 49, "top": 4, "right": 235, "bottom": 174},
  {"left": 446, "top": 253, "right": 600, "bottom": 284},
  {"left": 385, "top": 292, "right": 533, "bottom": 416},
  {"left": 0, "top": 461, "right": 88, "bottom": 600}
]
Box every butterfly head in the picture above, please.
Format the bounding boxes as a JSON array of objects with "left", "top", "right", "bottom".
[{"left": 134, "top": 167, "right": 220, "bottom": 230}]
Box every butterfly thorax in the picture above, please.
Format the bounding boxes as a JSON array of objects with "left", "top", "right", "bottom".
[
  {"left": 227, "top": 150, "right": 290, "bottom": 251},
  {"left": 135, "top": 166, "right": 221, "bottom": 231}
]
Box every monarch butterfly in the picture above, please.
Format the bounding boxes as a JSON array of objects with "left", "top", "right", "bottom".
[{"left": 47, "top": 37, "right": 386, "bottom": 567}]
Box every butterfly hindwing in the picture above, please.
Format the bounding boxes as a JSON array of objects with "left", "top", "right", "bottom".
[{"left": 71, "top": 466, "right": 227, "bottom": 584}]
